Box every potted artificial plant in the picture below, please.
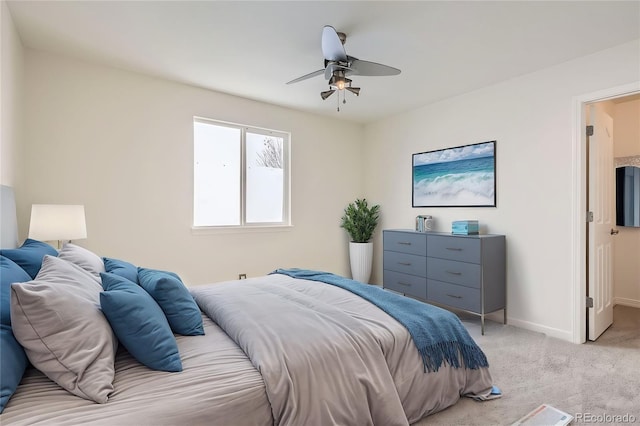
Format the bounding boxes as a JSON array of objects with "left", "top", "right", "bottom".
[{"left": 340, "top": 198, "right": 380, "bottom": 283}]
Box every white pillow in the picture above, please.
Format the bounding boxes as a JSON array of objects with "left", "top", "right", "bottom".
[
  {"left": 10, "top": 255, "right": 117, "bottom": 403},
  {"left": 58, "top": 243, "right": 105, "bottom": 280}
]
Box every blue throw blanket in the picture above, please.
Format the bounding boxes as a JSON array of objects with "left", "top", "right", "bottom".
[{"left": 272, "top": 268, "right": 488, "bottom": 373}]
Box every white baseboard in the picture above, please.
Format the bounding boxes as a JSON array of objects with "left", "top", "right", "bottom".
[
  {"left": 488, "top": 300, "right": 639, "bottom": 343},
  {"left": 506, "top": 317, "right": 574, "bottom": 342},
  {"left": 614, "top": 297, "right": 640, "bottom": 309}
]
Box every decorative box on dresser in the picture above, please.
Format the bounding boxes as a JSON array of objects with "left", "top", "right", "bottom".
[{"left": 383, "top": 229, "right": 506, "bottom": 334}]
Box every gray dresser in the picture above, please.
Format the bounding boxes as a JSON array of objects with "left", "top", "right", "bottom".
[{"left": 383, "top": 229, "right": 506, "bottom": 334}]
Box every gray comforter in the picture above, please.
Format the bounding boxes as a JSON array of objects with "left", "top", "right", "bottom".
[
  {"left": 1, "top": 274, "right": 494, "bottom": 426},
  {"left": 1, "top": 313, "right": 272, "bottom": 426},
  {"left": 191, "top": 274, "right": 495, "bottom": 425}
]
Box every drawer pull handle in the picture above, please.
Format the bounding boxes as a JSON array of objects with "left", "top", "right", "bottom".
[
  {"left": 446, "top": 247, "right": 463, "bottom": 251},
  {"left": 398, "top": 262, "right": 412, "bottom": 266},
  {"left": 397, "top": 282, "right": 411, "bottom": 287},
  {"left": 446, "top": 294, "right": 463, "bottom": 299},
  {"left": 446, "top": 271, "right": 462, "bottom": 275},
  {"left": 397, "top": 242, "right": 412, "bottom": 246}
]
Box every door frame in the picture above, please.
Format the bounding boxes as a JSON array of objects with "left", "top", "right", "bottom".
[{"left": 571, "top": 81, "right": 640, "bottom": 344}]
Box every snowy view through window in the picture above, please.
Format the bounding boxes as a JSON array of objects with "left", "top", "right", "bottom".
[
  {"left": 245, "top": 133, "right": 284, "bottom": 223},
  {"left": 193, "top": 119, "right": 287, "bottom": 227}
]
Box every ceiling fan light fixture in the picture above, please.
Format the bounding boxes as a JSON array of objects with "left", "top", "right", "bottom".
[
  {"left": 329, "top": 73, "right": 351, "bottom": 91},
  {"left": 320, "top": 89, "right": 335, "bottom": 100},
  {"left": 346, "top": 87, "right": 360, "bottom": 96}
]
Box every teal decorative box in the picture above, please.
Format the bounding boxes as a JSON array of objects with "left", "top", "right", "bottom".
[{"left": 452, "top": 220, "right": 479, "bottom": 235}]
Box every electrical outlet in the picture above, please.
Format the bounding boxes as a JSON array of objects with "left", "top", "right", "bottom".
[{"left": 238, "top": 273, "right": 247, "bottom": 280}]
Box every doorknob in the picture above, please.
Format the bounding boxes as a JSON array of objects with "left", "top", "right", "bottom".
[{"left": 611, "top": 229, "right": 619, "bottom": 235}]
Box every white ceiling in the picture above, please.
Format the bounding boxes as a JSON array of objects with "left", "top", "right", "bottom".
[{"left": 7, "top": 1, "right": 640, "bottom": 124}]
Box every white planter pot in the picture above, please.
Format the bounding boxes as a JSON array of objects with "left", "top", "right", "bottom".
[{"left": 349, "top": 241, "right": 374, "bottom": 284}]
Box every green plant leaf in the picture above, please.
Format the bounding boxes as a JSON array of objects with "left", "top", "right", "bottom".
[{"left": 340, "top": 198, "right": 381, "bottom": 243}]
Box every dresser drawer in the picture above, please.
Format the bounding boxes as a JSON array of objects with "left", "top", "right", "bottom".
[
  {"left": 383, "top": 270, "right": 427, "bottom": 299},
  {"left": 427, "top": 235, "right": 480, "bottom": 263},
  {"left": 383, "top": 251, "right": 427, "bottom": 277},
  {"left": 427, "top": 280, "right": 481, "bottom": 313},
  {"left": 426, "top": 257, "right": 481, "bottom": 289},
  {"left": 383, "top": 231, "right": 427, "bottom": 256}
]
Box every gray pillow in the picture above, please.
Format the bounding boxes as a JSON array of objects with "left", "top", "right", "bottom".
[
  {"left": 58, "top": 243, "right": 105, "bottom": 280},
  {"left": 10, "top": 255, "right": 117, "bottom": 403}
]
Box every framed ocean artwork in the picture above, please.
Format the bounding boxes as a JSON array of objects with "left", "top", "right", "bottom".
[{"left": 412, "top": 141, "right": 496, "bottom": 207}]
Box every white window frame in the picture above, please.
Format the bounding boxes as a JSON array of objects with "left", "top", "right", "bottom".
[{"left": 192, "top": 117, "right": 291, "bottom": 232}]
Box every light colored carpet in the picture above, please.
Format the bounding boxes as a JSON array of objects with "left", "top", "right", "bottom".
[{"left": 414, "top": 305, "right": 640, "bottom": 425}]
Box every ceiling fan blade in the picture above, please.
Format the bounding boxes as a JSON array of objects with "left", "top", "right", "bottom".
[
  {"left": 350, "top": 59, "right": 401, "bottom": 76},
  {"left": 286, "top": 69, "right": 324, "bottom": 85},
  {"left": 322, "top": 25, "right": 347, "bottom": 62},
  {"left": 320, "top": 89, "right": 335, "bottom": 100},
  {"left": 324, "top": 63, "right": 352, "bottom": 80},
  {"left": 346, "top": 87, "right": 360, "bottom": 96}
]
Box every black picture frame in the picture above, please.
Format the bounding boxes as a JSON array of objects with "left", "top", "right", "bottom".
[{"left": 412, "top": 140, "right": 496, "bottom": 208}]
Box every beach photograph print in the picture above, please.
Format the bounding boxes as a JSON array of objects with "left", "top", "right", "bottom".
[{"left": 412, "top": 141, "right": 496, "bottom": 207}]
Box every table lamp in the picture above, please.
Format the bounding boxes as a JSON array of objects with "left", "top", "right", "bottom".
[{"left": 28, "top": 204, "right": 87, "bottom": 249}]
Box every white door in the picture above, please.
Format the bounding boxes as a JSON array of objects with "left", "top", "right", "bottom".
[{"left": 588, "top": 104, "right": 615, "bottom": 341}]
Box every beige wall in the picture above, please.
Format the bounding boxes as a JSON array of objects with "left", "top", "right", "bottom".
[
  {"left": 10, "top": 19, "right": 640, "bottom": 340},
  {"left": 363, "top": 40, "right": 640, "bottom": 341},
  {"left": 20, "top": 50, "right": 364, "bottom": 285},
  {"left": 613, "top": 98, "right": 640, "bottom": 307},
  {"left": 0, "top": 0, "right": 23, "bottom": 187}
]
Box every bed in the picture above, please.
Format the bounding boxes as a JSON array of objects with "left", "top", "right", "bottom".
[{"left": 0, "top": 185, "right": 498, "bottom": 425}]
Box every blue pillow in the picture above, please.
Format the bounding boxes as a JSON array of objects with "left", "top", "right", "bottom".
[
  {"left": 99, "top": 273, "right": 182, "bottom": 372},
  {"left": 103, "top": 257, "right": 138, "bottom": 284},
  {"left": 0, "top": 324, "right": 28, "bottom": 413},
  {"left": 0, "top": 239, "right": 58, "bottom": 279},
  {"left": 1, "top": 256, "right": 31, "bottom": 326},
  {"left": 138, "top": 268, "right": 204, "bottom": 336}
]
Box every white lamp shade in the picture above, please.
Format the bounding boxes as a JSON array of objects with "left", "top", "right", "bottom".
[{"left": 28, "top": 204, "right": 87, "bottom": 241}]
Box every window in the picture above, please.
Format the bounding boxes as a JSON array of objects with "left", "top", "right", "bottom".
[{"left": 193, "top": 118, "right": 290, "bottom": 228}]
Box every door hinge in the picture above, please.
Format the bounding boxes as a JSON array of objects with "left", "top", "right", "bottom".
[
  {"left": 586, "top": 297, "right": 594, "bottom": 308},
  {"left": 587, "top": 211, "right": 594, "bottom": 222},
  {"left": 586, "top": 125, "right": 594, "bottom": 136}
]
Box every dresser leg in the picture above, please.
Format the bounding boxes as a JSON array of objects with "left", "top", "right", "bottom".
[{"left": 504, "top": 308, "right": 507, "bottom": 325}]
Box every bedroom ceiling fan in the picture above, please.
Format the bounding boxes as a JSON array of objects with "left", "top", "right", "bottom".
[{"left": 286, "top": 25, "right": 401, "bottom": 111}]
